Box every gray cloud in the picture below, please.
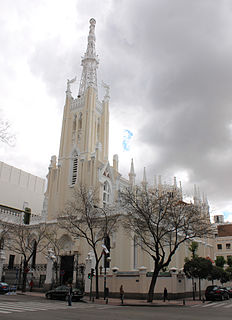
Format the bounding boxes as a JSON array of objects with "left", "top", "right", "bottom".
[
  {"left": 6, "top": 0, "right": 232, "bottom": 212},
  {"left": 99, "top": 0, "right": 232, "bottom": 208}
]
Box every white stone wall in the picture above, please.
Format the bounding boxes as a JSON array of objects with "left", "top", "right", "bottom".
[{"left": 0, "top": 161, "right": 45, "bottom": 214}]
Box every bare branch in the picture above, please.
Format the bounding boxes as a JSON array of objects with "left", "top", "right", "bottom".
[{"left": 119, "top": 185, "right": 212, "bottom": 302}]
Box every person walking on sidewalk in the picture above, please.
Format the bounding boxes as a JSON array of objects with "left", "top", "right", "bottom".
[
  {"left": 163, "top": 287, "right": 168, "bottom": 302},
  {"left": 29, "top": 279, "right": 34, "bottom": 292},
  {"left": 120, "top": 285, "right": 124, "bottom": 305},
  {"left": 67, "top": 283, "right": 73, "bottom": 306}
]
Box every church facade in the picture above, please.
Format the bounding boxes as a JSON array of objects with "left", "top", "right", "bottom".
[{"left": 0, "top": 19, "right": 214, "bottom": 293}]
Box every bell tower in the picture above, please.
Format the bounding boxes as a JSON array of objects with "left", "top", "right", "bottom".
[{"left": 44, "top": 19, "right": 110, "bottom": 221}]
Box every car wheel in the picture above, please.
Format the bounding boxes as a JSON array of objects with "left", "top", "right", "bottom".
[{"left": 46, "top": 293, "right": 52, "bottom": 300}]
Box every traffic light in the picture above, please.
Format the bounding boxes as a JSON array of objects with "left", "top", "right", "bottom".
[{"left": 88, "top": 269, "right": 95, "bottom": 280}]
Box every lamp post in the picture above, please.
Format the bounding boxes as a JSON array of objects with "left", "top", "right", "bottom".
[
  {"left": 104, "top": 256, "right": 111, "bottom": 300},
  {"left": 50, "top": 252, "right": 57, "bottom": 289}
]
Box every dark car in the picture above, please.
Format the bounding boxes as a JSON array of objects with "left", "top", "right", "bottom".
[
  {"left": 223, "top": 286, "right": 232, "bottom": 297},
  {"left": 0, "top": 282, "right": 9, "bottom": 294},
  {"left": 205, "top": 285, "right": 229, "bottom": 301},
  {"left": 45, "top": 285, "right": 84, "bottom": 301}
]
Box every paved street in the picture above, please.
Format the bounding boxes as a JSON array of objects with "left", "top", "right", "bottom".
[{"left": 0, "top": 294, "right": 231, "bottom": 320}]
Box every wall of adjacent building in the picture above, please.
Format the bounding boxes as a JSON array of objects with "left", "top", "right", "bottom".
[{"left": 0, "top": 161, "right": 45, "bottom": 214}]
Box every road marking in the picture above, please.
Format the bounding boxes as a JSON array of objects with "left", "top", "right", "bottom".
[
  {"left": 0, "top": 301, "right": 69, "bottom": 314},
  {"left": 212, "top": 302, "right": 228, "bottom": 308},
  {"left": 191, "top": 304, "right": 202, "bottom": 307},
  {"left": 202, "top": 302, "right": 219, "bottom": 307},
  {"left": 0, "top": 301, "right": 120, "bottom": 314}
]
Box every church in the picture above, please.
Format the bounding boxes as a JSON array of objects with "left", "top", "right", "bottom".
[{"left": 0, "top": 18, "right": 214, "bottom": 297}]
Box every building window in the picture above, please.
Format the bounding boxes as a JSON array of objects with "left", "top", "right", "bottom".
[
  {"left": 31, "top": 240, "right": 37, "bottom": 269},
  {"left": 226, "top": 243, "right": 231, "bottom": 250},
  {"left": 217, "top": 244, "right": 222, "bottom": 250},
  {"left": 73, "top": 114, "right": 77, "bottom": 131},
  {"left": 78, "top": 113, "right": 82, "bottom": 130},
  {"left": 103, "top": 181, "right": 110, "bottom": 206},
  {"left": 71, "top": 153, "right": 79, "bottom": 185}
]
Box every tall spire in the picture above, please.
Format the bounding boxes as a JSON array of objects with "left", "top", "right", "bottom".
[
  {"left": 78, "top": 18, "right": 99, "bottom": 97},
  {"left": 129, "top": 158, "right": 136, "bottom": 186},
  {"left": 141, "top": 167, "right": 148, "bottom": 188},
  {"left": 173, "top": 176, "right": 177, "bottom": 188}
]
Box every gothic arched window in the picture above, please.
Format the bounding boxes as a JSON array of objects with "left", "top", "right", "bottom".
[
  {"left": 78, "top": 113, "right": 82, "bottom": 130},
  {"left": 71, "top": 153, "right": 79, "bottom": 185},
  {"left": 103, "top": 181, "right": 110, "bottom": 206},
  {"left": 73, "top": 114, "right": 77, "bottom": 131},
  {"left": 97, "top": 118, "right": 100, "bottom": 141},
  {"left": 31, "top": 240, "right": 37, "bottom": 269}
]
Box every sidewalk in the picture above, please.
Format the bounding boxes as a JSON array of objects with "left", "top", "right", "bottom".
[
  {"left": 15, "top": 291, "right": 206, "bottom": 307},
  {"left": 86, "top": 297, "right": 205, "bottom": 307}
]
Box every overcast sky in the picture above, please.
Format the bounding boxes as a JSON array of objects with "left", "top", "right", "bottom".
[{"left": 1, "top": 0, "right": 232, "bottom": 220}]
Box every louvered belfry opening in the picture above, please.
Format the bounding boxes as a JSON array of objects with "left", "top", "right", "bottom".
[{"left": 72, "top": 155, "right": 78, "bottom": 185}]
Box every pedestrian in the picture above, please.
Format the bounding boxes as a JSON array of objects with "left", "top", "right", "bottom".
[
  {"left": 29, "top": 279, "right": 34, "bottom": 292},
  {"left": 67, "top": 283, "right": 73, "bottom": 306},
  {"left": 163, "top": 287, "right": 168, "bottom": 302},
  {"left": 120, "top": 285, "right": 124, "bottom": 305}
]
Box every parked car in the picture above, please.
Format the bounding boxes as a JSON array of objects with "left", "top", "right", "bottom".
[
  {"left": 205, "top": 285, "right": 230, "bottom": 301},
  {"left": 45, "top": 285, "right": 84, "bottom": 301},
  {"left": 0, "top": 282, "right": 9, "bottom": 294},
  {"left": 223, "top": 286, "right": 232, "bottom": 297}
]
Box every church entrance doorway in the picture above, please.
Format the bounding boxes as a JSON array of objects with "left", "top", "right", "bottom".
[{"left": 60, "top": 255, "right": 74, "bottom": 284}]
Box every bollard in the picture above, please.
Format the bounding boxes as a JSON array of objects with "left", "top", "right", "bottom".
[
  {"left": 183, "top": 299, "right": 185, "bottom": 305},
  {"left": 106, "top": 298, "right": 108, "bottom": 304}
]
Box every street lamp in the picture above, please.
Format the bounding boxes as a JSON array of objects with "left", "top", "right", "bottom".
[
  {"left": 104, "top": 256, "right": 111, "bottom": 300},
  {"left": 50, "top": 252, "right": 57, "bottom": 289}
]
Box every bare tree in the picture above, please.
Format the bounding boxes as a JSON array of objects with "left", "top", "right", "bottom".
[
  {"left": 120, "top": 186, "right": 212, "bottom": 302},
  {"left": 4, "top": 222, "right": 48, "bottom": 292},
  {"left": 59, "top": 185, "right": 119, "bottom": 299},
  {"left": 0, "top": 118, "right": 14, "bottom": 145},
  {"left": 0, "top": 225, "right": 10, "bottom": 250},
  {"left": 44, "top": 224, "right": 64, "bottom": 285}
]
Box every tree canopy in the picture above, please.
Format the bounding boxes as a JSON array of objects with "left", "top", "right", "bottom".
[
  {"left": 59, "top": 185, "right": 119, "bottom": 298},
  {"left": 120, "top": 186, "right": 212, "bottom": 302}
]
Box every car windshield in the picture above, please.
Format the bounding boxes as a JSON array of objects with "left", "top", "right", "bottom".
[
  {"left": 55, "top": 286, "right": 68, "bottom": 290},
  {"left": 0, "top": 283, "right": 8, "bottom": 286}
]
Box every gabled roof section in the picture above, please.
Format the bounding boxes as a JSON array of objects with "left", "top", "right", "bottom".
[{"left": 99, "top": 161, "right": 114, "bottom": 183}]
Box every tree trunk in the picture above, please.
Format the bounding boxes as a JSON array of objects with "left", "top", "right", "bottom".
[
  {"left": 22, "top": 260, "right": 28, "bottom": 293},
  {"left": 95, "top": 262, "right": 99, "bottom": 299},
  {"left": 199, "top": 278, "right": 201, "bottom": 300},
  {"left": 147, "top": 268, "right": 159, "bottom": 302},
  {"left": 192, "top": 278, "right": 195, "bottom": 301}
]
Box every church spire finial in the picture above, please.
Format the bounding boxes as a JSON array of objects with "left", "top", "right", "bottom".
[
  {"left": 129, "top": 158, "right": 136, "bottom": 185},
  {"left": 141, "top": 167, "right": 148, "bottom": 188},
  {"left": 78, "top": 18, "right": 99, "bottom": 97}
]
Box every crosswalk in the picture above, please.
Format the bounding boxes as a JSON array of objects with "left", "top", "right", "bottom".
[
  {"left": 0, "top": 301, "right": 118, "bottom": 314},
  {"left": 191, "top": 301, "right": 232, "bottom": 309}
]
